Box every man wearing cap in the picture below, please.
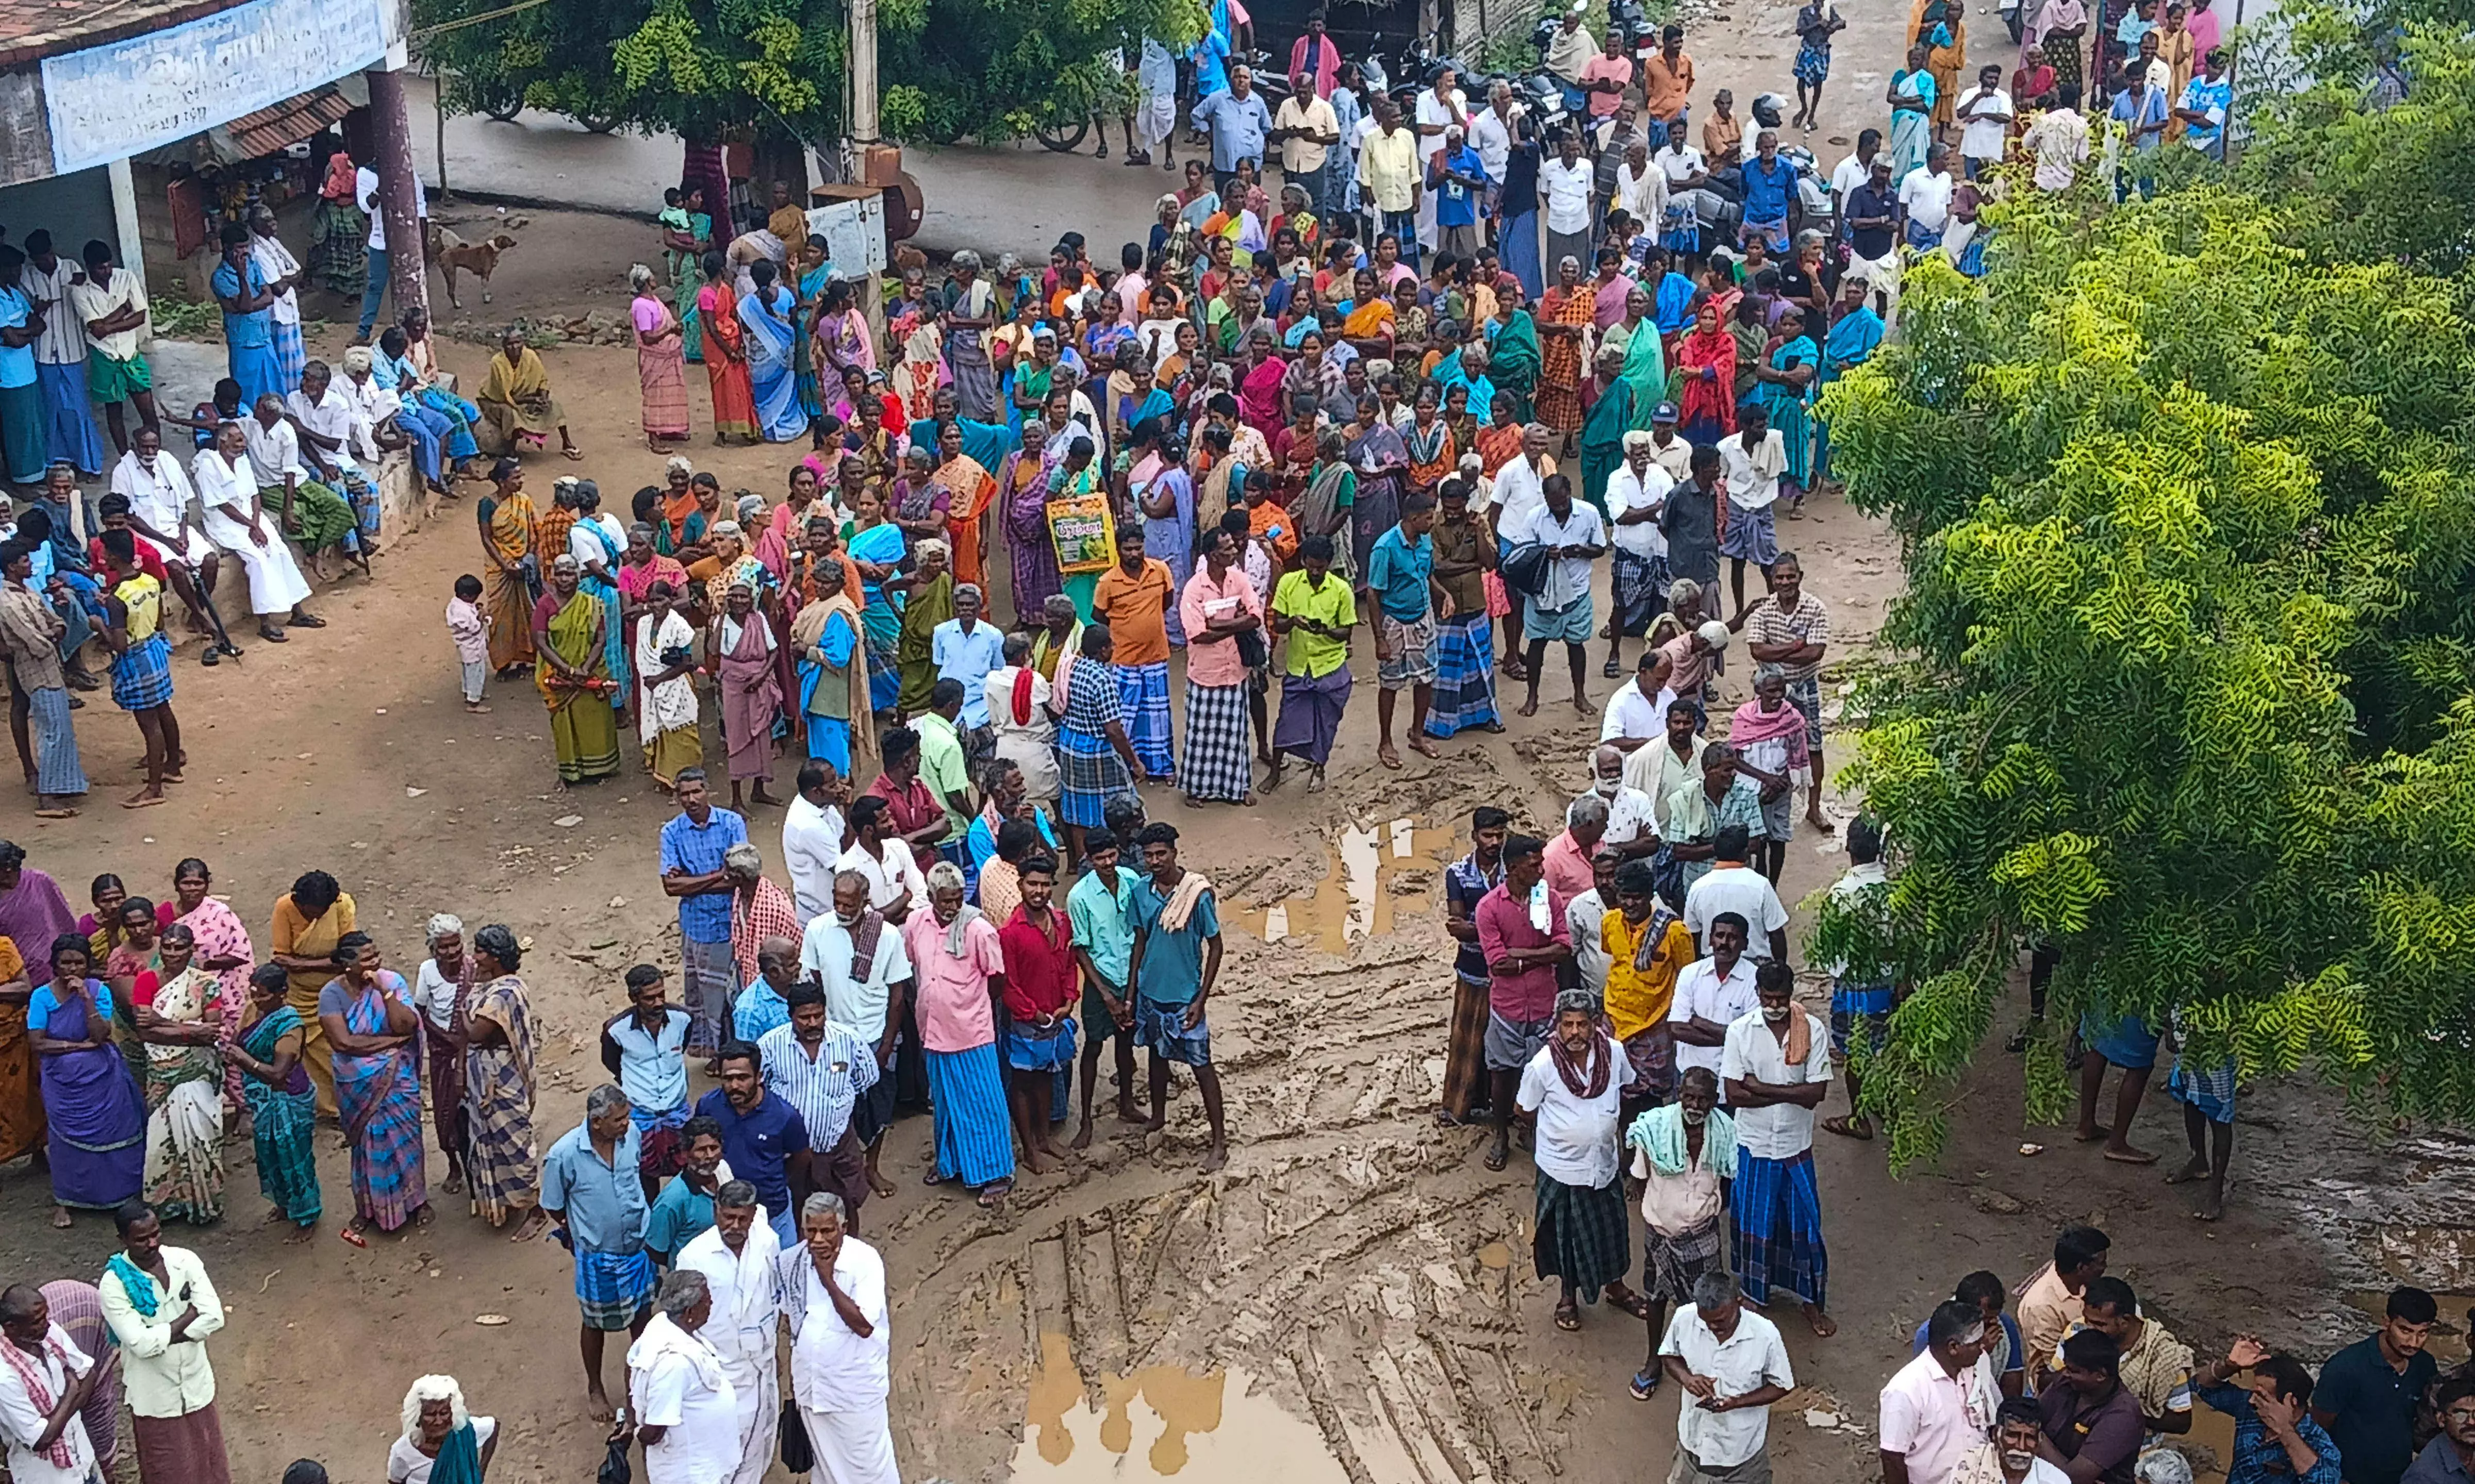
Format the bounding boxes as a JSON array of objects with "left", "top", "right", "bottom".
[
  {"left": 1428, "top": 125, "right": 1491, "bottom": 261},
  {"left": 1646, "top": 401, "right": 1694, "bottom": 485},
  {"left": 1658, "top": 619, "right": 1730, "bottom": 714},
  {"left": 1602, "top": 428, "right": 1673, "bottom": 678}
]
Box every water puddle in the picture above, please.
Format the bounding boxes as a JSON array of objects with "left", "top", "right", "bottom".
[
  {"left": 1238, "top": 815, "right": 1462, "bottom": 953},
  {"left": 1012, "top": 1332, "right": 1350, "bottom": 1481}
]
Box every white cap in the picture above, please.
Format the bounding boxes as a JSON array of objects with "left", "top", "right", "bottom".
[{"left": 1696, "top": 620, "right": 1731, "bottom": 651}]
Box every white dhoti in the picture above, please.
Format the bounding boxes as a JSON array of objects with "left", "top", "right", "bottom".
[
  {"left": 714, "top": 1339, "right": 778, "bottom": 1484},
  {"left": 141, "top": 527, "right": 218, "bottom": 568},
  {"left": 1138, "top": 93, "right": 1177, "bottom": 147},
  {"left": 803, "top": 1401, "right": 899, "bottom": 1484},
  {"left": 200, "top": 509, "right": 312, "bottom": 614},
  {"left": 1849, "top": 248, "right": 1903, "bottom": 318},
  {"left": 995, "top": 731, "right": 1061, "bottom": 807}
]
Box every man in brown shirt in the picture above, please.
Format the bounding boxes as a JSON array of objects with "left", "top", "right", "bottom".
[
  {"left": 1424, "top": 476, "right": 1502, "bottom": 738},
  {"left": 1703, "top": 89, "right": 1743, "bottom": 165},
  {"left": 1641, "top": 25, "right": 1697, "bottom": 127}
]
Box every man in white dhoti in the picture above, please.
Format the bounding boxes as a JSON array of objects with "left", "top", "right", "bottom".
[
  {"left": 781, "top": 1192, "right": 896, "bottom": 1484},
  {"left": 108, "top": 427, "right": 233, "bottom": 655},
  {"left": 677, "top": 1182, "right": 781, "bottom": 1484},
  {"left": 1136, "top": 38, "right": 1181, "bottom": 167},
  {"left": 191, "top": 419, "right": 320, "bottom": 644},
  {"left": 624, "top": 1270, "right": 742, "bottom": 1484}
]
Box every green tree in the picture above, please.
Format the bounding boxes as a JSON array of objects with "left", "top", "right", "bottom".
[
  {"left": 415, "top": 0, "right": 1204, "bottom": 153},
  {"left": 1810, "top": 189, "right": 2475, "bottom": 1167}
]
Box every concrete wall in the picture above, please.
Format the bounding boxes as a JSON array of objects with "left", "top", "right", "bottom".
[{"left": 0, "top": 166, "right": 115, "bottom": 261}]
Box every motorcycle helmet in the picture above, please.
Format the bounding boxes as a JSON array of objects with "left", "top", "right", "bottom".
[{"left": 1751, "top": 92, "right": 1789, "bottom": 128}]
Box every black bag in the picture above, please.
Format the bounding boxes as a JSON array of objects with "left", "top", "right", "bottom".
[
  {"left": 1498, "top": 538, "right": 1553, "bottom": 597},
  {"left": 1235, "top": 627, "right": 1269, "bottom": 669},
  {"left": 779, "top": 1397, "right": 816, "bottom": 1473},
  {"left": 596, "top": 1437, "right": 632, "bottom": 1484}
]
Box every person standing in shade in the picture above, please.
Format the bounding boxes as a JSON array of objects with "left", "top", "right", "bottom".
[
  {"left": 98, "top": 1200, "right": 230, "bottom": 1484},
  {"left": 1658, "top": 1272, "right": 1796, "bottom": 1484},
  {"left": 659, "top": 770, "right": 749, "bottom": 1068},
  {"left": 19, "top": 234, "right": 102, "bottom": 478},
  {"left": 1068, "top": 829, "right": 1145, "bottom": 1146},
  {"left": 2312, "top": 1288, "right": 2439, "bottom": 1484},
  {"left": 1127, "top": 822, "right": 1228, "bottom": 1172},
  {"left": 902, "top": 861, "right": 1016, "bottom": 1207},
  {"left": 353, "top": 161, "right": 428, "bottom": 342},
  {"left": 541, "top": 1083, "right": 653, "bottom": 1422},
  {"left": 601, "top": 966, "right": 695, "bottom": 1189},
  {"left": 674, "top": 1184, "right": 783, "bottom": 1484},
  {"left": 781, "top": 1193, "right": 896, "bottom": 1484},
  {"left": 207, "top": 226, "right": 283, "bottom": 412},
  {"left": 71, "top": 240, "right": 157, "bottom": 458},
  {"left": 0, "top": 1282, "right": 105, "bottom": 1484}
]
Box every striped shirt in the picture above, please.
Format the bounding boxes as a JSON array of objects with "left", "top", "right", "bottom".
[{"left": 755, "top": 1022, "right": 879, "bottom": 1152}]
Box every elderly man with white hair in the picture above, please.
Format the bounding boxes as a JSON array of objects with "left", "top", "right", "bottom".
[
  {"left": 623, "top": 1270, "right": 739, "bottom": 1484},
  {"left": 542, "top": 1082, "right": 653, "bottom": 1422},
  {"left": 388, "top": 1374, "right": 498, "bottom": 1484},
  {"left": 676, "top": 1181, "right": 781, "bottom": 1484},
  {"left": 782, "top": 1192, "right": 895, "bottom": 1484},
  {"left": 1518, "top": 988, "right": 1652, "bottom": 1332},
  {"left": 1657, "top": 1271, "right": 1796, "bottom": 1483},
  {"left": 191, "top": 418, "right": 319, "bottom": 644},
  {"left": 902, "top": 859, "right": 1016, "bottom": 1208}
]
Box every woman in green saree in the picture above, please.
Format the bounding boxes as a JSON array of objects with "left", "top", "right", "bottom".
[
  {"left": 1614, "top": 284, "right": 1668, "bottom": 434},
  {"left": 530, "top": 554, "right": 621, "bottom": 783},
  {"left": 1487, "top": 277, "right": 1541, "bottom": 424},
  {"left": 225, "top": 962, "right": 321, "bottom": 1239},
  {"left": 894, "top": 537, "right": 954, "bottom": 715},
  {"left": 1578, "top": 343, "right": 1636, "bottom": 520}
]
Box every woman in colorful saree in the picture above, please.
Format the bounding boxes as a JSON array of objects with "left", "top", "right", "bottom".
[
  {"left": 463, "top": 923, "right": 543, "bottom": 1242},
  {"left": 168, "top": 857, "right": 253, "bottom": 1113},
  {"left": 1000, "top": 421, "right": 1060, "bottom": 624},
  {"left": 698, "top": 251, "right": 759, "bottom": 443},
  {"left": 28, "top": 932, "right": 144, "bottom": 1228},
  {"left": 227, "top": 962, "right": 320, "bottom": 1238},
  {"left": 130, "top": 923, "right": 223, "bottom": 1225},
  {"left": 475, "top": 457, "right": 537, "bottom": 675},
  {"left": 634, "top": 579, "right": 703, "bottom": 789},
  {"left": 843, "top": 487, "right": 909, "bottom": 715},
  {"left": 1672, "top": 301, "right": 1739, "bottom": 446},
  {"left": 318, "top": 930, "right": 430, "bottom": 1245},
  {"left": 531, "top": 554, "right": 621, "bottom": 786},
  {"left": 738, "top": 259, "right": 808, "bottom": 443}
]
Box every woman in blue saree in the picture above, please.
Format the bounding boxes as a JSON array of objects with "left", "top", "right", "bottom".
[
  {"left": 570, "top": 493, "right": 630, "bottom": 711},
  {"left": 737, "top": 259, "right": 808, "bottom": 443},
  {"left": 1813, "top": 278, "right": 1885, "bottom": 492},
  {"left": 1757, "top": 306, "right": 1822, "bottom": 513},
  {"left": 795, "top": 243, "right": 834, "bottom": 433},
  {"left": 842, "top": 487, "right": 910, "bottom": 715},
  {"left": 29, "top": 934, "right": 144, "bottom": 1227},
  {"left": 1887, "top": 43, "right": 1939, "bottom": 179}
]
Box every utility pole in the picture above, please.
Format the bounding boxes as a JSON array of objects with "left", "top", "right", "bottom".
[
  {"left": 848, "top": 0, "right": 884, "bottom": 337},
  {"left": 366, "top": 63, "right": 430, "bottom": 322}
]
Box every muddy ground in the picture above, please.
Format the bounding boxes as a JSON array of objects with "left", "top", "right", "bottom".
[{"left": 2, "top": 5, "right": 2468, "bottom": 1481}]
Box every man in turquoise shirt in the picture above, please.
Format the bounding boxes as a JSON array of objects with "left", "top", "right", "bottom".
[
  {"left": 0, "top": 245, "right": 46, "bottom": 485},
  {"left": 1127, "top": 821, "right": 1229, "bottom": 1172},
  {"left": 643, "top": 1116, "right": 728, "bottom": 1264},
  {"left": 1068, "top": 827, "right": 1143, "bottom": 1145},
  {"left": 1363, "top": 493, "right": 1444, "bottom": 769}
]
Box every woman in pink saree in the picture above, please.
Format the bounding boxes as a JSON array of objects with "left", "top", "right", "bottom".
[
  {"left": 1235, "top": 326, "right": 1289, "bottom": 442},
  {"left": 168, "top": 859, "right": 253, "bottom": 1112}
]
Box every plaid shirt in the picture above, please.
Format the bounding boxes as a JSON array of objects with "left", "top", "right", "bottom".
[
  {"left": 1743, "top": 591, "right": 1832, "bottom": 684},
  {"left": 2195, "top": 1381, "right": 2343, "bottom": 1484},
  {"left": 730, "top": 876, "right": 800, "bottom": 992}
]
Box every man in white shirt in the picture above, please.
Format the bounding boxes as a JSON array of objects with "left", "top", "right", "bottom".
[
  {"left": 1270, "top": 75, "right": 1342, "bottom": 215},
  {"left": 108, "top": 427, "right": 223, "bottom": 629},
  {"left": 1517, "top": 473, "right": 1605, "bottom": 721},
  {"left": 1469, "top": 81, "right": 1520, "bottom": 218},
  {"left": 286, "top": 359, "right": 382, "bottom": 562},
  {"left": 1898, "top": 141, "right": 1959, "bottom": 252},
  {"left": 1653, "top": 117, "right": 1710, "bottom": 190},
  {"left": 1515, "top": 989, "right": 1653, "bottom": 1325},
  {"left": 1587, "top": 741, "right": 1661, "bottom": 857},
  {"left": 1828, "top": 126, "right": 1883, "bottom": 218},
  {"left": 2022, "top": 88, "right": 2091, "bottom": 192},
  {"left": 1882, "top": 1302, "right": 2006, "bottom": 1484},
  {"left": 1539, "top": 131, "right": 1595, "bottom": 278},
  {"left": 1614, "top": 137, "right": 1671, "bottom": 244},
  {"left": 1682, "top": 824, "right": 1791, "bottom": 961},
  {"left": 831, "top": 797, "right": 926, "bottom": 922},
  {"left": 674, "top": 1188, "right": 784, "bottom": 1484},
  {"left": 192, "top": 418, "right": 317, "bottom": 641},
  {"left": 1715, "top": 403, "right": 1787, "bottom": 618},
  {"left": 625, "top": 1270, "right": 744, "bottom": 1484},
  {"left": 796, "top": 865, "right": 916, "bottom": 1197},
  {"left": 1604, "top": 428, "right": 1673, "bottom": 676},
  {"left": 1489, "top": 421, "right": 1553, "bottom": 533},
  {"left": 1600, "top": 648, "right": 1676, "bottom": 751},
  {"left": 0, "top": 1285, "right": 101, "bottom": 1484},
  {"left": 780, "top": 762, "right": 847, "bottom": 928},
  {"left": 780, "top": 1193, "right": 896, "bottom": 1484},
  {"left": 1412, "top": 68, "right": 1471, "bottom": 255},
  {"left": 1954, "top": 66, "right": 2016, "bottom": 180},
  {"left": 356, "top": 161, "right": 431, "bottom": 339},
  {"left": 1668, "top": 913, "right": 1757, "bottom": 1085},
  {"left": 1718, "top": 961, "right": 1837, "bottom": 1336},
  {"left": 982, "top": 632, "right": 1060, "bottom": 814},
  {"left": 19, "top": 232, "right": 103, "bottom": 478},
  {"left": 1656, "top": 1271, "right": 1795, "bottom": 1477}
]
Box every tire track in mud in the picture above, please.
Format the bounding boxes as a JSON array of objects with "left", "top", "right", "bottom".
[{"left": 882, "top": 738, "right": 1613, "bottom": 1483}]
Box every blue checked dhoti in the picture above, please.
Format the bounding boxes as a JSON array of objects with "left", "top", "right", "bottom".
[
  {"left": 1114, "top": 660, "right": 1175, "bottom": 782},
  {"left": 270, "top": 320, "right": 307, "bottom": 394},
  {"left": 925, "top": 1042, "right": 1016, "bottom": 1186},
  {"left": 574, "top": 1246, "right": 654, "bottom": 1330},
  {"left": 1424, "top": 611, "right": 1499, "bottom": 738},
  {"left": 109, "top": 633, "right": 173, "bottom": 711},
  {"left": 1731, "top": 1147, "right": 1826, "bottom": 1309}
]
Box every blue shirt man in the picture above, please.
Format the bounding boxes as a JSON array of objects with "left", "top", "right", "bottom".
[
  {"left": 541, "top": 1110, "right": 650, "bottom": 1255},
  {"left": 1362, "top": 522, "right": 1436, "bottom": 625},
  {"left": 694, "top": 1048, "right": 810, "bottom": 1246},
  {"left": 2178, "top": 70, "right": 2232, "bottom": 159},
  {"left": 642, "top": 1115, "right": 727, "bottom": 1264},
  {"left": 0, "top": 282, "right": 36, "bottom": 392},
  {"left": 2111, "top": 77, "right": 2169, "bottom": 153},
  {"left": 1740, "top": 149, "right": 1796, "bottom": 228},
  {"left": 1130, "top": 872, "right": 1222, "bottom": 1007},
  {"left": 2194, "top": 1374, "right": 2344, "bottom": 1484},
  {"left": 1428, "top": 141, "right": 1489, "bottom": 229},
  {"left": 1191, "top": 77, "right": 1275, "bottom": 176},
  {"left": 658, "top": 779, "right": 747, "bottom": 945},
  {"left": 932, "top": 613, "right": 1005, "bottom": 728}
]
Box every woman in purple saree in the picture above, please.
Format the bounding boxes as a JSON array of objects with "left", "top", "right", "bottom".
[{"left": 28, "top": 932, "right": 144, "bottom": 1227}]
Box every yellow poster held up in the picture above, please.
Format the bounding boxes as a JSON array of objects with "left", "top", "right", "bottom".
[{"left": 1049, "top": 493, "right": 1117, "bottom": 575}]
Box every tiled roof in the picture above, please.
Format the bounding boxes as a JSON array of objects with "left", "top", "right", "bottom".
[
  {"left": 224, "top": 86, "right": 353, "bottom": 157},
  {"left": 0, "top": 0, "right": 251, "bottom": 69}
]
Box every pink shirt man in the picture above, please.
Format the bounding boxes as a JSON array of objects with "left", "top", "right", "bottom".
[
  {"left": 902, "top": 909, "right": 1006, "bottom": 1053},
  {"left": 1579, "top": 52, "right": 1636, "bottom": 119},
  {"left": 1177, "top": 563, "right": 1265, "bottom": 688},
  {"left": 1473, "top": 881, "right": 1570, "bottom": 1022}
]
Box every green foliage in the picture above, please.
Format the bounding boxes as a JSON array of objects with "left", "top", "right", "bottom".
[
  {"left": 1811, "top": 188, "right": 2475, "bottom": 1164},
  {"left": 417, "top": 0, "right": 1204, "bottom": 147}
]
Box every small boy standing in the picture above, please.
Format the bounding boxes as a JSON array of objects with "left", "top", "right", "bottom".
[{"left": 448, "top": 574, "right": 491, "bottom": 713}]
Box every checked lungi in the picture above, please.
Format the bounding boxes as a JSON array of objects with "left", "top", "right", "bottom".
[
  {"left": 575, "top": 1246, "right": 655, "bottom": 1330},
  {"left": 1182, "top": 681, "right": 1253, "bottom": 802},
  {"left": 109, "top": 633, "right": 174, "bottom": 711},
  {"left": 1731, "top": 1147, "right": 1827, "bottom": 1309},
  {"left": 2167, "top": 1052, "right": 2236, "bottom": 1125},
  {"left": 271, "top": 320, "right": 307, "bottom": 394},
  {"left": 1785, "top": 675, "right": 1824, "bottom": 765},
  {"left": 1643, "top": 1212, "right": 1726, "bottom": 1303},
  {"left": 1533, "top": 1169, "right": 1631, "bottom": 1303},
  {"left": 1113, "top": 660, "right": 1176, "bottom": 782},
  {"left": 1058, "top": 724, "right": 1134, "bottom": 828},
  {"left": 1612, "top": 548, "right": 1670, "bottom": 638},
  {"left": 1425, "top": 611, "right": 1501, "bottom": 738},
  {"left": 1441, "top": 974, "right": 1491, "bottom": 1120}
]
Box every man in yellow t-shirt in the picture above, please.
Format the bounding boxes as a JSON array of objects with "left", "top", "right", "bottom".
[
  {"left": 1603, "top": 859, "right": 1694, "bottom": 1108},
  {"left": 1266, "top": 531, "right": 1356, "bottom": 790}
]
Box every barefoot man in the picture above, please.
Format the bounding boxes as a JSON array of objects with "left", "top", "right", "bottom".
[
  {"left": 1361, "top": 492, "right": 1448, "bottom": 769},
  {"left": 1068, "top": 829, "right": 1144, "bottom": 1148},
  {"left": 799, "top": 870, "right": 914, "bottom": 1203},
  {"left": 95, "top": 529, "right": 182, "bottom": 809},
  {"left": 1720, "top": 960, "right": 1838, "bottom": 1337},
  {"left": 997, "top": 851, "right": 1076, "bottom": 1175},
  {"left": 1126, "top": 823, "right": 1229, "bottom": 1172},
  {"left": 542, "top": 1083, "right": 654, "bottom": 1420}
]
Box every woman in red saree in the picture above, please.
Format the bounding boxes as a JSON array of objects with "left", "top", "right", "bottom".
[
  {"left": 1673, "top": 301, "right": 1739, "bottom": 446},
  {"left": 932, "top": 422, "right": 999, "bottom": 589},
  {"left": 696, "top": 254, "right": 757, "bottom": 443},
  {"left": 1535, "top": 256, "right": 1596, "bottom": 437},
  {"left": 1235, "top": 326, "right": 1289, "bottom": 443}
]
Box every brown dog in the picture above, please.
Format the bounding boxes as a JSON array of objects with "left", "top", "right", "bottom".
[{"left": 427, "top": 225, "right": 519, "bottom": 309}]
